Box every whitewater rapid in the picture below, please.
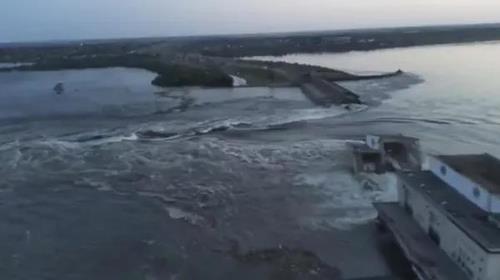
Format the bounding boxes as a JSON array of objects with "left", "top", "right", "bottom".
[{"left": 0, "top": 67, "right": 404, "bottom": 279}]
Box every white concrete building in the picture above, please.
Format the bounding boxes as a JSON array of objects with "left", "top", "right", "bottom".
[
  {"left": 349, "top": 134, "right": 422, "bottom": 174},
  {"left": 397, "top": 154, "right": 500, "bottom": 280},
  {"left": 428, "top": 154, "right": 500, "bottom": 213}
]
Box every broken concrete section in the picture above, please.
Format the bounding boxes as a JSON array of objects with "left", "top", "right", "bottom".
[
  {"left": 301, "top": 74, "right": 362, "bottom": 106},
  {"left": 349, "top": 135, "right": 422, "bottom": 174}
]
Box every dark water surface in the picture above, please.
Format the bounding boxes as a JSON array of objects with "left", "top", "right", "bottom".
[
  {"left": 4, "top": 41, "right": 500, "bottom": 279},
  {"left": 0, "top": 68, "right": 394, "bottom": 280}
]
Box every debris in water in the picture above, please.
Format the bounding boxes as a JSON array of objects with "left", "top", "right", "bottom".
[{"left": 53, "top": 82, "right": 64, "bottom": 95}]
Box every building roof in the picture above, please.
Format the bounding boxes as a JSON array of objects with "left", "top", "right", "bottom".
[
  {"left": 349, "top": 142, "right": 380, "bottom": 154},
  {"left": 369, "top": 134, "right": 420, "bottom": 143},
  {"left": 399, "top": 171, "right": 500, "bottom": 253},
  {"left": 437, "top": 154, "right": 500, "bottom": 194}
]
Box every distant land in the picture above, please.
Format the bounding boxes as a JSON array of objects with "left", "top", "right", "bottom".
[
  {"left": 2, "top": 22, "right": 500, "bottom": 49},
  {"left": 3, "top": 22, "right": 500, "bottom": 59},
  {"left": 2, "top": 23, "right": 500, "bottom": 102},
  {"left": 176, "top": 22, "right": 500, "bottom": 57}
]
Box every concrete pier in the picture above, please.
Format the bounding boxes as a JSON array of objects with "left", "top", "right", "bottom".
[{"left": 300, "top": 76, "right": 361, "bottom": 106}]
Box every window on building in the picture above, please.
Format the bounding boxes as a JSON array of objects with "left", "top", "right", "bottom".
[
  {"left": 440, "top": 165, "right": 447, "bottom": 176},
  {"left": 473, "top": 187, "right": 481, "bottom": 199},
  {"left": 405, "top": 204, "right": 414, "bottom": 216},
  {"left": 429, "top": 211, "right": 436, "bottom": 224},
  {"left": 403, "top": 186, "right": 413, "bottom": 215},
  {"left": 428, "top": 227, "right": 441, "bottom": 246}
]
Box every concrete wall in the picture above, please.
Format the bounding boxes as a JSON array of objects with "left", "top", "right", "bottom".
[
  {"left": 485, "top": 254, "right": 500, "bottom": 280},
  {"left": 490, "top": 194, "right": 500, "bottom": 213},
  {"left": 407, "top": 141, "right": 423, "bottom": 170},
  {"left": 429, "top": 156, "right": 497, "bottom": 213},
  {"left": 399, "top": 181, "right": 499, "bottom": 280},
  {"left": 366, "top": 135, "right": 422, "bottom": 171}
]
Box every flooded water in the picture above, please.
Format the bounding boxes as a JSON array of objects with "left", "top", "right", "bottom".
[
  {"left": 0, "top": 68, "right": 309, "bottom": 120},
  {"left": 2, "top": 41, "right": 500, "bottom": 279},
  {"left": 0, "top": 67, "right": 394, "bottom": 280}
]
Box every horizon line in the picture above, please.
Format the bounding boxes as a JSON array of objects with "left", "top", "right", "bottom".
[{"left": 2, "top": 21, "right": 500, "bottom": 46}]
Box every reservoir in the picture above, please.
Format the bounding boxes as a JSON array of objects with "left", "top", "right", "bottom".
[{"left": 250, "top": 41, "right": 500, "bottom": 157}]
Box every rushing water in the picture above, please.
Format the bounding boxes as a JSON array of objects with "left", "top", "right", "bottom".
[
  {"left": 2, "top": 42, "right": 500, "bottom": 280},
  {"left": 0, "top": 67, "right": 394, "bottom": 280}
]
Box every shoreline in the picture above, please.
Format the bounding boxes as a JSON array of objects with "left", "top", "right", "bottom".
[{"left": 0, "top": 53, "right": 405, "bottom": 107}]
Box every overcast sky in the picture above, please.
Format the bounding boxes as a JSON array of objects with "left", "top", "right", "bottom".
[{"left": 2, "top": 0, "right": 500, "bottom": 42}]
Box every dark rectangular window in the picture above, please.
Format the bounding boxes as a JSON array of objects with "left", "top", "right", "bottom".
[{"left": 428, "top": 227, "right": 441, "bottom": 246}]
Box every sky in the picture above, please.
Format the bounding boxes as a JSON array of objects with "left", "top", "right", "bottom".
[{"left": 2, "top": 0, "right": 500, "bottom": 42}]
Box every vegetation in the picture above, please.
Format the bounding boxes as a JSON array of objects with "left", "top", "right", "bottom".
[
  {"left": 177, "top": 24, "right": 500, "bottom": 57},
  {"left": 150, "top": 64, "right": 233, "bottom": 87}
]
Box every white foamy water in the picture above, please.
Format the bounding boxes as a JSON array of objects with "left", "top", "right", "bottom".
[
  {"left": 293, "top": 168, "right": 398, "bottom": 230},
  {"left": 230, "top": 75, "right": 248, "bottom": 87},
  {"left": 0, "top": 62, "right": 33, "bottom": 69},
  {"left": 164, "top": 206, "right": 206, "bottom": 226}
]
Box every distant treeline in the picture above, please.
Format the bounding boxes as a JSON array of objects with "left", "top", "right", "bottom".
[
  {"left": 179, "top": 25, "right": 500, "bottom": 57},
  {"left": 1, "top": 54, "right": 233, "bottom": 87}
]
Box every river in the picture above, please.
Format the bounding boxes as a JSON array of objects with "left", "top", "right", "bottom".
[
  {"left": 1, "top": 42, "right": 500, "bottom": 280},
  {"left": 0, "top": 67, "right": 390, "bottom": 280}
]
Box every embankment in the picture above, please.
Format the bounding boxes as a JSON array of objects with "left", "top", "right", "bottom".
[{"left": 301, "top": 76, "right": 362, "bottom": 106}]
